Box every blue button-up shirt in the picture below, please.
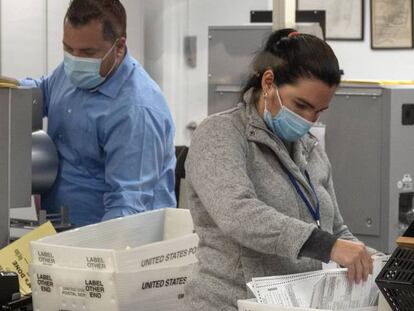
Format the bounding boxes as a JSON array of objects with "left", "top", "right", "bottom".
[{"left": 21, "top": 51, "right": 176, "bottom": 227}]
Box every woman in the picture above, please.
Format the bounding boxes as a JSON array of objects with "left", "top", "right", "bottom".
[{"left": 184, "top": 29, "right": 376, "bottom": 310}]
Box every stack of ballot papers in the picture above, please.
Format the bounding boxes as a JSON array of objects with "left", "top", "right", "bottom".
[{"left": 247, "top": 256, "right": 388, "bottom": 310}]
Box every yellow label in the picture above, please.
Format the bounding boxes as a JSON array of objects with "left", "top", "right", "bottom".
[{"left": 0, "top": 222, "right": 56, "bottom": 295}]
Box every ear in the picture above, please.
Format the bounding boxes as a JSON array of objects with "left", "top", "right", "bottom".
[
  {"left": 261, "top": 69, "right": 275, "bottom": 94},
  {"left": 115, "top": 37, "right": 127, "bottom": 58}
]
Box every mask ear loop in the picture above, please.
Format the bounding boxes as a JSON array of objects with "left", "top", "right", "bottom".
[
  {"left": 102, "top": 39, "right": 120, "bottom": 78},
  {"left": 104, "top": 55, "right": 118, "bottom": 79},
  {"left": 102, "top": 38, "right": 119, "bottom": 61},
  {"left": 275, "top": 86, "right": 284, "bottom": 109}
]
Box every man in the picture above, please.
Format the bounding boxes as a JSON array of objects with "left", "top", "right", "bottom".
[{"left": 20, "top": 0, "right": 176, "bottom": 227}]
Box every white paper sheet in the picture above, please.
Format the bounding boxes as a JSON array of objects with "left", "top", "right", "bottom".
[{"left": 249, "top": 256, "right": 389, "bottom": 310}]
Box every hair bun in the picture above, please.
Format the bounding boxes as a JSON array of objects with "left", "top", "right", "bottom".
[
  {"left": 288, "top": 31, "right": 300, "bottom": 38},
  {"left": 264, "top": 28, "right": 296, "bottom": 53}
]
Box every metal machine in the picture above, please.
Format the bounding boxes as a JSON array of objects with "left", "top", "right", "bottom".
[
  {"left": 321, "top": 84, "right": 414, "bottom": 253},
  {"left": 0, "top": 87, "right": 58, "bottom": 249},
  {"left": 208, "top": 25, "right": 273, "bottom": 115},
  {"left": 208, "top": 25, "right": 414, "bottom": 254}
]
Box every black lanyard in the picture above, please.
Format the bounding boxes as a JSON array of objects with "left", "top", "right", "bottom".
[{"left": 284, "top": 168, "right": 321, "bottom": 229}]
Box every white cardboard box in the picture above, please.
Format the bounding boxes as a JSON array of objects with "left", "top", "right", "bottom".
[
  {"left": 31, "top": 208, "right": 198, "bottom": 272},
  {"left": 29, "top": 209, "right": 199, "bottom": 311},
  {"left": 237, "top": 299, "right": 378, "bottom": 311},
  {"left": 31, "top": 262, "right": 195, "bottom": 311}
]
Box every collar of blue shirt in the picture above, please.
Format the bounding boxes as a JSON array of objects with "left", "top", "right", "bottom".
[{"left": 92, "top": 48, "right": 137, "bottom": 99}]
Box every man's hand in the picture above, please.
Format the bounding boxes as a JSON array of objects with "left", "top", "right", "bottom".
[{"left": 330, "top": 239, "right": 373, "bottom": 284}]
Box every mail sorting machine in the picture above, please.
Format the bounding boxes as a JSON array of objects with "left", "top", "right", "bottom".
[
  {"left": 208, "top": 25, "right": 414, "bottom": 254},
  {"left": 0, "top": 87, "right": 58, "bottom": 249}
]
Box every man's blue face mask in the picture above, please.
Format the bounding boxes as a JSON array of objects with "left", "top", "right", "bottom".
[
  {"left": 63, "top": 40, "right": 118, "bottom": 90},
  {"left": 263, "top": 86, "right": 314, "bottom": 142}
]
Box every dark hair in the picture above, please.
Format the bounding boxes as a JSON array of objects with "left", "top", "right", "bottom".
[
  {"left": 241, "top": 28, "right": 341, "bottom": 101},
  {"left": 65, "top": 0, "right": 127, "bottom": 42}
]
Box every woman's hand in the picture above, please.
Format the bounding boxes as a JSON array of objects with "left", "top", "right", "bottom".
[{"left": 330, "top": 239, "right": 373, "bottom": 284}]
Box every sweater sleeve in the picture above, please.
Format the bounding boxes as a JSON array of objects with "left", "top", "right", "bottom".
[{"left": 298, "top": 228, "right": 338, "bottom": 263}]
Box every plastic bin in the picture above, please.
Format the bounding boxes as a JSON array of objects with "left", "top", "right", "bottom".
[{"left": 376, "top": 222, "right": 414, "bottom": 311}]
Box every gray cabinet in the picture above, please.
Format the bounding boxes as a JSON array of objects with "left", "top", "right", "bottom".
[{"left": 321, "top": 85, "right": 414, "bottom": 253}]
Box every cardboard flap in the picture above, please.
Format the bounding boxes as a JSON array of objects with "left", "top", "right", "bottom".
[
  {"left": 396, "top": 236, "right": 414, "bottom": 248},
  {"left": 163, "top": 209, "right": 194, "bottom": 240}
]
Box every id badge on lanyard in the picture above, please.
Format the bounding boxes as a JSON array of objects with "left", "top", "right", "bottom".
[{"left": 285, "top": 169, "right": 321, "bottom": 229}]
